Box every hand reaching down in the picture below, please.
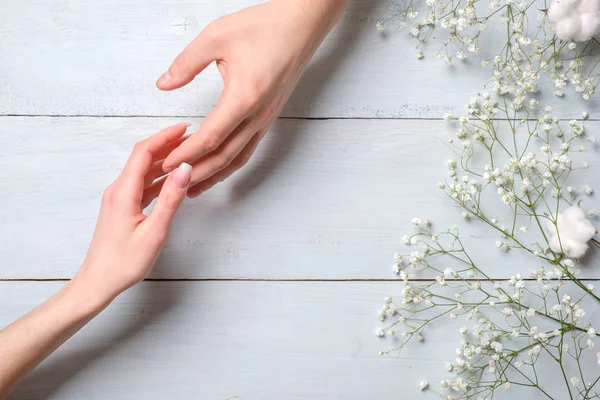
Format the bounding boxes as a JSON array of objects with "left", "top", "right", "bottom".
[{"left": 157, "top": 0, "right": 349, "bottom": 197}]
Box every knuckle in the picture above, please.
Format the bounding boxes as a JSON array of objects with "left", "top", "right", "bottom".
[
  {"left": 256, "top": 106, "right": 274, "bottom": 126},
  {"left": 213, "top": 153, "right": 234, "bottom": 171},
  {"left": 241, "top": 89, "right": 261, "bottom": 110},
  {"left": 159, "top": 190, "right": 181, "bottom": 213},
  {"left": 132, "top": 141, "right": 149, "bottom": 156},
  {"left": 102, "top": 184, "right": 117, "bottom": 204},
  {"left": 202, "top": 134, "right": 223, "bottom": 153},
  {"left": 202, "top": 21, "right": 222, "bottom": 44}
]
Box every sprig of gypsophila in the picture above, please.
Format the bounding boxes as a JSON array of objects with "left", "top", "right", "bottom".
[
  {"left": 375, "top": 0, "right": 600, "bottom": 397},
  {"left": 379, "top": 221, "right": 600, "bottom": 399},
  {"left": 377, "top": 83, "right": 600, "bottom": 400},
  {"left": 377, "top": 0, "right": 600, "bottom": 104},
  {"left": 379, "top": 88, "right": 600, "bottom": 398}
]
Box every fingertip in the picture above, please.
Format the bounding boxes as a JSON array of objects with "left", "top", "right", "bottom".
[
  {"left": 156, "top": 65, "right": 193, "bottom": 91},
  {"left": 171, "top": 163, "right": 193, "bottom": 189},
  {"left": 156, "top": 71, "right": 170, "bottom": 89}
]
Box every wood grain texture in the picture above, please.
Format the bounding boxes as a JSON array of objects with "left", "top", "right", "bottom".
[
  {"left": 1, "top": 0, "right": 597, "bottom": 118},
  {"left": 3, "top": 281, "right": 593, "bottom": 400},
  {"left": 3, "top": 116, "right": 598, "bottom": 279}
]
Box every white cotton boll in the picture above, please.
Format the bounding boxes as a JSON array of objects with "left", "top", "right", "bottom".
[
  {"left": 547, "top": 206, "right": 597, "bottom": 258},
  {"left": 548, "top": 0, "right": 600, "bottom": 41},
  {"left": 581, "top": 13, "right": 600, "bottom": 39}
]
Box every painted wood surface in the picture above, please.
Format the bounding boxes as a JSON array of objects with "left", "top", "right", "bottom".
[
  {"left": 3, "top": 281, "right": 597, "bottom": 400},
  {"left": 1, "top": 0, "right": 597, "bottom": 119},
  {"left": 2, "top": 117, "right": 598, "bottom": 280},
  {"left": 2, "top": 0, "right": 600, "bottom": 398}
]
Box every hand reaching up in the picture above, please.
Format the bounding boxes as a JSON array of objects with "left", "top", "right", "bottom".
[{"left": 78, "top": 123, "right": 193, "bottom": 304}]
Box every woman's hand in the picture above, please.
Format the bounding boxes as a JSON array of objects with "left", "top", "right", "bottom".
[
  {"left": 156, "top": 0, "right": 349, "bottom": 197},
  {"left": 76, "top": 123, "right": 193, "bottom": 306},
  {"left": 0, "top": 124, "right": 193, "bottom": 397}
]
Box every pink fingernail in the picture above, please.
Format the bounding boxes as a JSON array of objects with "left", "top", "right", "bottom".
[
  {"left": 157, "top": 71, "right": 172, "bottom": 86},
  {"left": 171, "top": 163, "right": 192, "bottom": 188}
]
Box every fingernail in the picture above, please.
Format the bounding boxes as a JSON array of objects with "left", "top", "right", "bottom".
[
  {"left": 171, "top": 163, "right": 192, "bottom": 188},
  {"left": 157, "top": 71, "right": 172, "bottom": 86}
]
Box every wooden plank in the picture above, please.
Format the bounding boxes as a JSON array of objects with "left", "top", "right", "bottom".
[
  {"left": 1, "top": 116, "right": 599, "bottom": 279},
  {"left": 3, "top": 281, "right": 597, "bottom": 399},
  {"left": 1, "top": 281, "right": 453, "bottom": 400},
  {"left": 0, "top": 0, "right": 594, "bottom": 119}
]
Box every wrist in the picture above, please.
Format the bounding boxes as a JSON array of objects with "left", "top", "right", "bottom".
[
  {"left": 66, "top": 270, "right": 115, "bottom": 318},
  {"left": 272, "top": 0, "right": 349, "bottom": 68},
  {"left": 288, "top": 0, "right": 349, "bottom": 27}
]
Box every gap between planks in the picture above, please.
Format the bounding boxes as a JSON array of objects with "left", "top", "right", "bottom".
[{"left": 1, "top": 114, "right": 598, "bottom": 122}]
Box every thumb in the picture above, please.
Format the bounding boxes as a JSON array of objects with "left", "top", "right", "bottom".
[
  {"left": 156, "top": 28, "right": 219, "bottom": 91},
  {"left": 142, "top": 163, "right": 192, "bottom": 240}
]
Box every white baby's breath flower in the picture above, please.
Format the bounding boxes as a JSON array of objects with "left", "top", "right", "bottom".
[
  {"left": 571, "top": 377, "right": 580, "bottom": 385},
  {"left": 420, "top": 381, "right": 429, "bottom": 390},
  {"left": 443, "top": 268, "right": 456, "bottom": 278},
  {"left": 526, "top": 308, "right": 536, "bottom": 317},
  {"left": 588, "top": 327, "right": 596, "bottom": 337}
]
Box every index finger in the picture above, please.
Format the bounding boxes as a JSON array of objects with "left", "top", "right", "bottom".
[{"left": 162, "top": 86, "right": 249, "bottom": 172}]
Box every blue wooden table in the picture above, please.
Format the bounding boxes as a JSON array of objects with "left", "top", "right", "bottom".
[{"left": 2, "top": 1, "right": 599, "bottom": 399}]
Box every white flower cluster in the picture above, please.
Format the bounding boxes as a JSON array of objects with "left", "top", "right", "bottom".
[{"left": 377, "top": 0, "right": 600, "bottom": 397}]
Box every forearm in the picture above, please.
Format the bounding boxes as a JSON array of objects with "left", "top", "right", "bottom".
[
  {"left": 289, "top": 0, "right": 350, "bottom": 30},
  {"left": 0, "top": 276, "right": 108, "bottom": 397},
  {"left": 276, "top": 0, "right": 350, "bottom": 62}
]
